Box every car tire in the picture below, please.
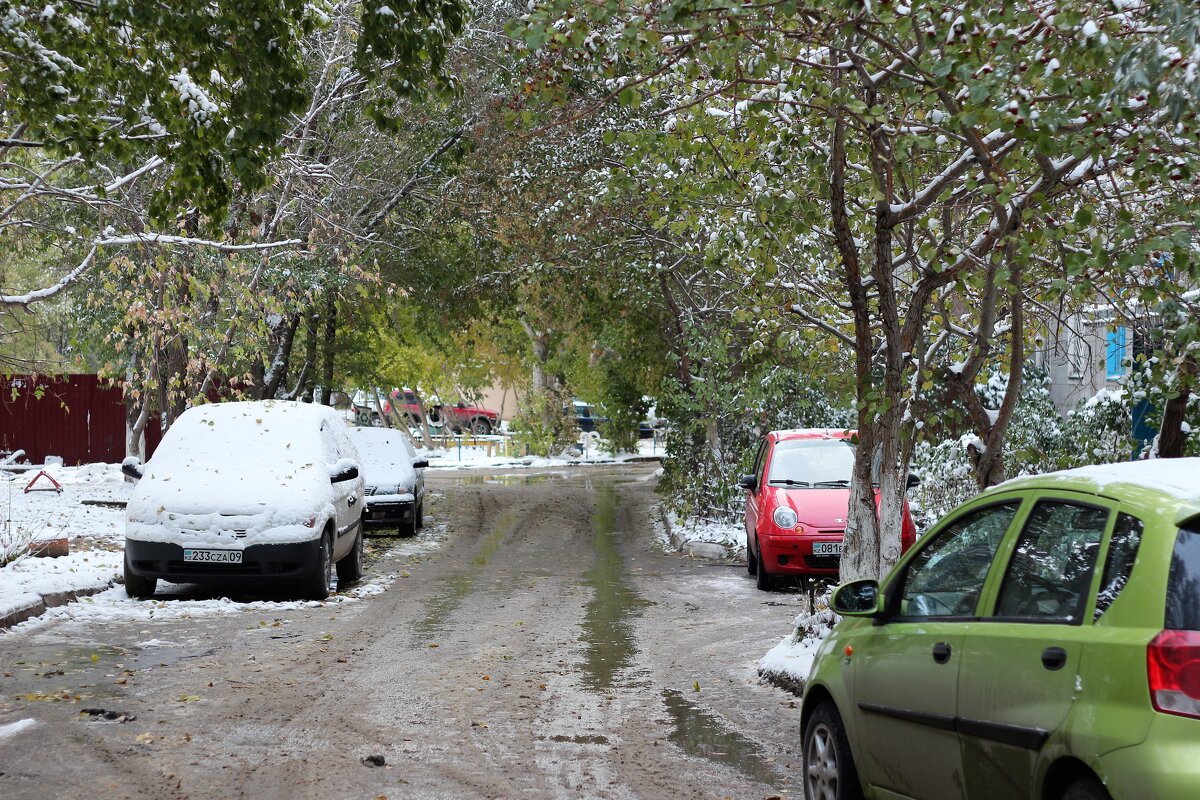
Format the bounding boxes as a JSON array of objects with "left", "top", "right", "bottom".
[
  {"left": 803, "top": 702, "right": 863, "bottom": 800},
  {"left": 755, "top": 538, "right": 773, "bottom": 591},
  {"left": 336, "top": 524, "right": 364, "bottom": 586},
  {"left": 401, "top": 508, "right": 418, "bottom": 538},
  {"left": 123, "top": 553, "right": 157, "bottom": 599},
  {"left": 747, "top": 535, "right": 757, "bottom": 575},
  {"left": 471, "top": 418, "right": 492, "bottom": 435},
  {"left": 1062, "top": 776, "right": 1112, "bottom": 800},
  {"left": 300, "top": 531, "right": 332, "bottom": 600}
]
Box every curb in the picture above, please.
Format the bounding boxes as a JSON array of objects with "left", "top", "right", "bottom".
[
  {"left": 758, "top": 667, "right": 805, "bottom": 698},
  {"left": 0, "top": 582, "right": 115, "bottom": 632},
  {"left": 661, "top": 510, "right": 737, "bottom": 561}
]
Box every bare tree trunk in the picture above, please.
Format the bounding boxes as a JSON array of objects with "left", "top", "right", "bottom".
[
  {"left": 521, "top": 317, "right": 552, "bottom": 394},
  {"left": 944, "top": 255, "right": 1025, "bottom": 489},
  {"left": 371, "top": 387, "right": 392, "bottom": 429},
  {"left": 829, "top": 104, "right": 886, "bottom": 583},
  {"left": 519, "top": 316, "right": 559, "bottom": 435},
  {"left": 317, "top": 291, "right": 336, "bottom": 406},
  {"left": 124, "top": 350, "right": 154, "bottom": 461},
  {"left": 262, "top": 313, "right": 300, "bottom": 400},
  {"left": 1158, "top": 358, "right": 1195, "bottom": 458},
  {"left": 301, "top": 309, "right": 318, "bottom": 402}
]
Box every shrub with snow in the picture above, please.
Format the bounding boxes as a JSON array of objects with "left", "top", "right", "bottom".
[{"left": 912, "top": 366, "right": 1156, "bottom": 527}]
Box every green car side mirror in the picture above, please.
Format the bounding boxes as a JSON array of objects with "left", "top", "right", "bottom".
[{"left": 833, "top": 579, "right": 882, "bottom": 617}]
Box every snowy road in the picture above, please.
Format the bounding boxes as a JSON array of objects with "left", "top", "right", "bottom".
[{"left": 0, "top": 465, "right": 810, "bottom": 799}]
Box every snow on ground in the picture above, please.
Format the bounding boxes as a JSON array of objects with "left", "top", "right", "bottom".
[
  {"left": 0, "top": 461, "right": 447, "bottom": 630},
  {"left": 422, "top": 435, "right": 664, "bottom": 471},
  {"left": 4, "top": 526, "right": 445, "bottom": 634},
  {"left": 757, "top": 600, "right": 837, "bottom": 696},
  {"left": 2, "top": 463, "right": 130, "bottom": 622},
  {"left": 0, "top": 430, "right": 660, "bottom": 628},
  {"left": 0, "top": 718, "right": 37, "bottom": 740},
  {"left": 2, "top": 461, "right": 130, "bottom": 556},
  {"left": 665, "top": 511, "right": 746, "bottom": 557}
]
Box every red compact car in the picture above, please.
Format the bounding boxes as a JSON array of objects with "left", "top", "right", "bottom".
[{"left": 739, "top": 429, "right": 918, "bottom": 590}]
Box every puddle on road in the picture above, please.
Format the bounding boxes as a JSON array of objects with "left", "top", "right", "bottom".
[
  {"left": 661, "top": 689, "right": 779, "bottom": 786},
  {"left": 415, "top": 508, "right": 519, "bottom": 638},
  {"left": 579, "top": 483, "right": 649, "bottom": 691},
  {"left": 128, "top": 645, "right": 219, "bottom": 669},
  {"left": 544, "top": 733, "right": 610, "bottom": 745},
  {"left": 446, "top": 473, "right": 567, "bottom": 487},
  {"left": 10, "top": 644, "right": 129, "bottom": 675}
]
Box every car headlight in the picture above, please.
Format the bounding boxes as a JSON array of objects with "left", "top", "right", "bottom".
[{"left": 773, "top": 507, "right": 799, "bottom": 530}]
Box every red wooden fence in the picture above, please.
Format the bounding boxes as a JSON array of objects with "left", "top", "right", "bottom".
[{"left": 0, "top": 375, "right": 161, "bottom": 466}]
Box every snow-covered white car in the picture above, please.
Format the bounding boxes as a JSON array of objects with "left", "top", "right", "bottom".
[
  {"left": 347, "top": 426, "right": 428, "bottom": 536},
  {"left": 121, "top": 400, "right": 365, "bottom": 600}
]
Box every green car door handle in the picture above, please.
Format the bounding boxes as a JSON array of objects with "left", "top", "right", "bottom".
[
  {"left": 1041, "top": 647, "right": 1068, "bottom": 671},
  {"left": 932, "top": 642, "right": 952, "bottom": 664}
]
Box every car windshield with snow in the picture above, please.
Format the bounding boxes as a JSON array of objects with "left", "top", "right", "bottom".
[
  {"left": 347, "top": 426, "right": 428, "bottom": 536},
  {"left": 121, "top": 400, "right": 365, "bottom": 601}
]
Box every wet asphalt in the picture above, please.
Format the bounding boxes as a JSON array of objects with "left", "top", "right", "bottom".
[{"left": 0, "top": 464, "right": 811, "bottom": 799}]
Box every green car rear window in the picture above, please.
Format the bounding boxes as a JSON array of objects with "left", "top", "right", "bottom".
[
  {"left": 1094, "top": 513, "right": 1143, "bottom": 620},
  {"left": 1166, "top": 523, "right": 1200, "bottom": 632}
]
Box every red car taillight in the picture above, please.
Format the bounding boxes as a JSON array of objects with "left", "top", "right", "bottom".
[{"left": 1147, "top": 629, "right": 1200, "bottom": 719}]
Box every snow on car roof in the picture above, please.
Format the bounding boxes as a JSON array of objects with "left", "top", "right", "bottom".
[
  {"left": 150, "top": 400, "right": 336, "bottom": 466},
  {"left": 773, "top": 428, "right": 855, "bottom": 441},
  {"left": 347, "top": 426, "right": 415, "bottom": 464},
  {"left": 346, "top": 426, "right": 416, "bottom": 486},
  {"left": 999, "top": 458, "right": 1200, "bottom": 505}
]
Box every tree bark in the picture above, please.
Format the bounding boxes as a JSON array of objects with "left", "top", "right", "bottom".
[
  {"left": 317, "top": 291, "right": 337, "bottom": 406},
  {"left": 829, "top": 100, "right": 886, "bottom": 583},
  {"left": 301, "top": 309, "right": 318, "bottom": 402},
  {"left": 1158, "top": 358, "right": 1195, "bottom": 458},
  {"left": 262, "top": 313, "right": 301, "bottom": 400}
]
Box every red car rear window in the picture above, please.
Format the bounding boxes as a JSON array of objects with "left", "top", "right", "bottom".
[{"left": 1167, "top": 523, "right": 1200, "bottom": 632}]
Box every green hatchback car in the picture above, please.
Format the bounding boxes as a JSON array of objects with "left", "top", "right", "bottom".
[{"left": 801, "top": 460, "right": 1200, "bottom": 800}]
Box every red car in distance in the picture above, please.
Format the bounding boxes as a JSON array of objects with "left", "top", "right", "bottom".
[
  {"left": 386, "top": 388, "right": 499, "bottom": 435},
  {"left": 739, "top": 429, "right": 918, "bottom": 591}
]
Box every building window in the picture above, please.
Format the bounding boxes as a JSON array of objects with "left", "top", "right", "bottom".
[{"left": 1106, "top": 327, "right": 1127, "bottom": 381}]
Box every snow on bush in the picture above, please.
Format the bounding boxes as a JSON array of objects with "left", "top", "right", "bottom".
[{"left": 911, "top": 366, "right": 1163, "bottom": 527}]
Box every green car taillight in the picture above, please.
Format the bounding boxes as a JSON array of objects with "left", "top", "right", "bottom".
[{"left": 1147, "top": 629, "right": 1200, "bottom": 719}]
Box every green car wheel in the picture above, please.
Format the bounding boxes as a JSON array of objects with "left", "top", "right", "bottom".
[{"left": 803, "top": 702, "right": 862, "bottom": 800}]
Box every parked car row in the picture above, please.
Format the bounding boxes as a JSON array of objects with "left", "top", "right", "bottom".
[
  {"left": 569, "top": 399, "right": 670, "bottom": 438},
  {"left": 121, "top": 401, "right": 427, "bottom": 602},
  {"left": 348, "top": 388, "right": 500, "bottom": 435},
  {"left": 357, "top": 389, "right": 667, "bottom": 440}
]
